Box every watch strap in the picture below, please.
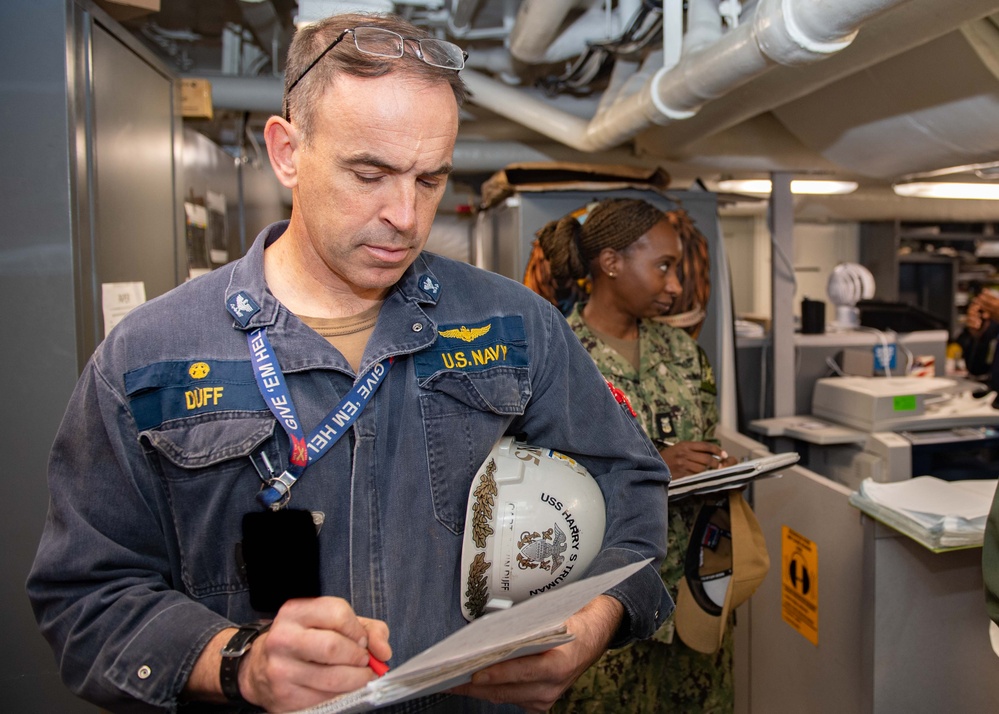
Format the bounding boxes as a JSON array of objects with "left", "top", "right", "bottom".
[{"left": 219, "top": 620, "right": 272, "bottom": 703}]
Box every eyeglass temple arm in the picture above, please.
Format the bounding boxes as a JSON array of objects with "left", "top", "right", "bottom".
[{"left": 285, "top": 30, "right": 351, "bottom": 108}]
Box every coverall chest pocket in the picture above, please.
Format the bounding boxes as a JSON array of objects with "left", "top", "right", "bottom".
[
  {"left": 419, "top": 367, "right": 531, "bottom": 534},
  {"left": 139, "top": 413, "right": 275, "bottom": 601}
]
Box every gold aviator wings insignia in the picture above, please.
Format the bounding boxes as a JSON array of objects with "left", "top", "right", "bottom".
[{"left": 440, "top": 324, "right": 492, "bottom": 343}]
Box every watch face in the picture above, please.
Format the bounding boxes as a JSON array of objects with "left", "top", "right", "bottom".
[{"left": 241, "top": 508, "right": 320, "bottom": 614}]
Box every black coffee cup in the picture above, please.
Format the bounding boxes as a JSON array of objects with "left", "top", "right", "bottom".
[{"left": 801, "top": 298, "right": 826, "bottom": 334}]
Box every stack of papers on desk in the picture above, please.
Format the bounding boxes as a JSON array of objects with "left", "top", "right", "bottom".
[
  {"left": 290, "top": 559, "right": 649, "bottom": 714},
  {"left": 849, "top": 476, "right": 998, "bottom": 551},
  {"left": 669, "top": 452, "right": 800, "bottom": 500}
]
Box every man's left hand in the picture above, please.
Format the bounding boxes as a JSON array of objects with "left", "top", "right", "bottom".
[{"left": 448, "top": 594, "right": 623, "bottom": 712}]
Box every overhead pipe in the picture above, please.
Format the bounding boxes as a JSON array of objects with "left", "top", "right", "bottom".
[
  {"left": 661, "top": 0, "right": 683, "bottom": 71},
  {"left": 247, "top": 134, "right": 574, "bottom": 172},
  {"left": 596, "top": 56, "right": 643, "bottom": 115},
  {"left": 544, "top": 1, "right": 631, "bottom": 65},
  {"left": 448, "top": 0, "right": 518, "bottom": 42},
  {"left": 238, "top": 0, "right": 291, "bottom": 72},
  {"left": 654, "top": 0, "right": 999, "bottom": 150},
  {"left": 200, "top": 71, "right": 603, "bottom": 117},
  {"left": 202, "top": 0, "right": 993, "bottom": 157},
  {"left": 508, "top": 0, "right": 579, "bottom": 64},
  {"left": 509, "top": 0, "right": 646, "bottom": 66},
  {"left": 593, "top": 2, "right": 672, "bottom": 114},
  {"left": 200, "top": 70, "right": 600, "bottom": 117},
  {"left": 452, "top": 140, "right": 554, "bottom": 170},
  {"left": 450, "top": 0, "right": 485, "bottom": 32},
  {"left": 463, "top": 0, "right": 928, "bottom": 152},
  {"left": 683, "top": 0, "right": 726, "bottom": 56},
  {"left": 201, "top": 74, "right": 284, "bottom": 114}
]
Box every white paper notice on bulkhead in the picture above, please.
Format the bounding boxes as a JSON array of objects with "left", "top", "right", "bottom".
[{"left": 102, "top": 282, "right": 146, "bottom": 338}]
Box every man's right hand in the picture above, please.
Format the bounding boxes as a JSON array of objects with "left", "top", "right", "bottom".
[
  {"left": 187, "top": 597, "right": 391, "bottom": 713},
  {"left": 241, "top": 597, "right": 391, "bottom": 712}
]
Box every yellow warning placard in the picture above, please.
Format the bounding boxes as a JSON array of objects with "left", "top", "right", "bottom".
[{"left": 781, "top": 525, "right": 818, "bottom": 646}]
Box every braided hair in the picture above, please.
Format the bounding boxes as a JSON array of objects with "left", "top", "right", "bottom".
[
  {"left": 525, "top": 197, "right": 712, "bottom": 335},
  {"left": 661, "top": 209, "right": 712, "bottom": 337},
  {"left": 535, "top": 198, "right": 666, "bottom": 285}
]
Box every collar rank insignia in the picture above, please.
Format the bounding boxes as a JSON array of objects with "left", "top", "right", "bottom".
[
  {"left": 418, "top": 274, "right": 441, "bottom": 299},
  {"left": 226, "top": 291, "right": 261, "bottom": 327}
]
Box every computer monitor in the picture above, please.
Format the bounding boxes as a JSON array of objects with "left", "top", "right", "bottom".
[{"left": 857, "top": 299, "right": 949, "bottom": 334}]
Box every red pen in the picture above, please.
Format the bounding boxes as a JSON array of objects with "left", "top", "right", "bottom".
[{"left": 368, "top": 654, "right": 390, "bottom": 677}]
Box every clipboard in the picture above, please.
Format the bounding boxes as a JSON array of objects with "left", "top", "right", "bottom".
[
  {"left": 288, "top": 559, "right": 651, "bottom": 714},
  {"left": 669, "top": 452, "right": 800, "bottom": 500}
]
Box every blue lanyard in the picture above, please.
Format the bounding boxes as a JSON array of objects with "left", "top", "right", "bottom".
[{"left": 247, "top": 327, "right": 392, "bottom": 508}]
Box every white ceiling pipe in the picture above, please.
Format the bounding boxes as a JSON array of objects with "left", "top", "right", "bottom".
[
  {"left": 596, "top": 57, "right": 643, "bottom": 115},
  {"left": 202, "top": 68, "right": 603, "bottom": 116},
  {"left": 661, "top": 0, "right": 683, "bottom": 71},
  {"left": 684, "top": 0, "right": 725, "bottom": 56},
  {"left": 451, "top": 140, "right": 555, "bottom": 171},
  {"left": 647, "top": 0, "right": 892, "bottom": 120},
  {"left": 202, "top": 74, "right": 284, "bottom": 114},
  {"left": 463, "top": 70, "right": 593, "bottom": 147},
  {"left": 238, "top": 134, "right": 558, "bottom": 173},
  {"left": 464, "top": 46, "right": 515, "bottom": 76},
  {"left": 466, "top": 0, "right": 926, "bottom": 152},
  {"left": 508, "top": 0, "right": 581, "bottom": 64},
  {"left": 543, "top": 1, "right": 629, "bottom": 65},
  {"left": 596, "top": 48, "right": 663, "bottom": 117},
  {"left": 449, "top": 0, "right": 485, "bottom": 32},
  {"left": 536, "top": 0, "right": 645, "bottom": 67},
  {"left": 656, "top": 0, "right": 999, "bottom": 150},
  {"left": 462, "top": 66, "right": 682, "bottom": 152}
]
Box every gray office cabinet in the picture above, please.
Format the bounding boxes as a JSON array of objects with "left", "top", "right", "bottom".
[{"left": 1, "top": 1, "right": 181, "bottom": 710}]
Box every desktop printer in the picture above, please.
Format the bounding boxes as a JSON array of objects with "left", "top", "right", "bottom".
[
  {"left": 753, "top": 376, "right": 999, "bottom": 489},
  {"left": 811, "top": 376, "right": 999, "bottom": 432}
]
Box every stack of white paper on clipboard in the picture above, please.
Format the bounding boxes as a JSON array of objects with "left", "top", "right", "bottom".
[
  {"left": 849, "top": 476, "right": 998, "bottom": 551},
  {"left": 668, "top": 452, "right": 800, "bottom": 500}
]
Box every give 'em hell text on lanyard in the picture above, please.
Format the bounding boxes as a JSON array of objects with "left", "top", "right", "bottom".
[{"left": 247, "top": 327, "right": 393, "bottom": 509}]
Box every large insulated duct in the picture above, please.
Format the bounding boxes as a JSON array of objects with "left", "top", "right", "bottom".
[{"left": 461, "top": 0, "right": 978, "bottom": 152}]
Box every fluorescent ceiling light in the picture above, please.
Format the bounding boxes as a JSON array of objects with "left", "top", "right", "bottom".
[
  {"left": 791, "top": 180, "right": 860, "bottom": 195},
  {"left": 892, "top": 182, "right": 999, "bottom": 200},
  {"left": 716, "top": 179, "right": 859, "bottom": 195}
]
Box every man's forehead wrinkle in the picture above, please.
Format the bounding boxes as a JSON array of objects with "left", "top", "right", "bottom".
[
  {"left": 343, "top": 150, "right": 454, "bottom": 177},
  {"left": 344, "top": 152, "right": 401, "bottom": 172}
]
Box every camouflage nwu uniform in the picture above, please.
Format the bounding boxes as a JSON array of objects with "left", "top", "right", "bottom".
[{"left": 553, "top": 304, "right": 734, "bottom": 713}]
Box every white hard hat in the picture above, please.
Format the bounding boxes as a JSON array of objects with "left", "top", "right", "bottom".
[{"left": 460, "top": 436, "right": 606, "bottom": 621}]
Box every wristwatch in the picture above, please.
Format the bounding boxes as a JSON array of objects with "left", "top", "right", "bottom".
[{"left": 219, "top": 620, "right": 272, "bottom": 704}]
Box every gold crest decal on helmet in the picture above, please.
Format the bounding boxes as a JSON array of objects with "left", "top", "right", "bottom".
[
  {"left": 470, "top": 459, "right": 498, "bottom": 548},
  {"left": 464, "top": 552, "right": 490, "bottom": 620},
  {"left": 464, "top": 460, "right": 498, "bottom": 619},
  {"left": 440, "top": 324, "right": 492, "bottom": 343}
]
